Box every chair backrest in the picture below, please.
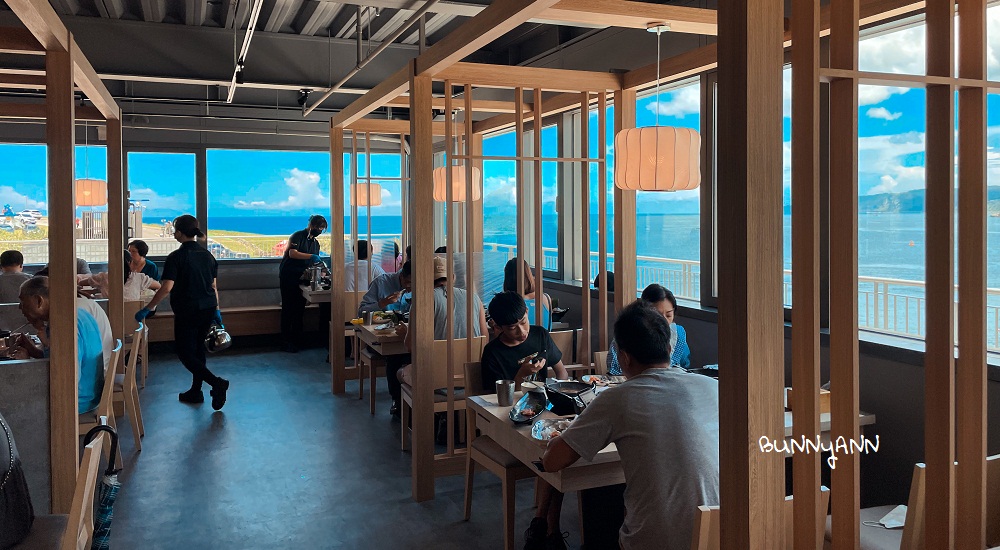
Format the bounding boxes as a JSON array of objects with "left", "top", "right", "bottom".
[
  {"left": 549, "top": 329, "right": 576, "bottom": 365},
  {"left": 691, "top": 487, "right": 830, "bottom": 550},
  {"left": 344, "top": 292, "right": 363, "bottom": 322},
  {"left": 593, "top": 351, "right": 609, "bottom": 376},
  {"left": 123, "top": 300, "right": 144, "bottom": 333},
  {"left": 899, "top": 463, "right": 926, "bottom": 550},
  {"left": 94, "top": 340, "right": 123, "bottom": 420},
  {"left": 121, "top": 324, "right": 144, "bottom": 394},
  {"left": 464, "top": 361, "right": 485, "bottom": 398},
  {"left": 986, "top": 454, "right": 1000, "bottom": 547},
  {"left": 427, "top": 337, "right": 486, "bottom": 391},
  {"left": 61, "top": 435, "right": 104, "bottom": 550}
]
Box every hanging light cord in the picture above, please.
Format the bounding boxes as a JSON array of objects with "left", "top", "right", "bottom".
[{"left": 655, "top": 26, "right": 661, "bottom": 127}]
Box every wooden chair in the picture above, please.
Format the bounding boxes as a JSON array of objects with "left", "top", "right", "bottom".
[
  {"left": 123, "top": 300, "right": 148, "bottom": 388},
  {"left": 462, "top": 361, "right": 535, "bottom": 550},
  {"left": 359, "top": 347, "right": 386, "bottom": 414},
  {"left": 113, "top": 324, "right": 145, "bottom": 452},
  {"left": 549, "top": 329, "right": 577, "bottom": 365},
  {"left": 79, "top": 339, "right": 122, "bottom": 436},
  {"left": 14, "top": 435, "right": 105, "bottom": 550},
  {"left": 987, "top": 453, "right": 1000, "bottom": 547},
  {"left": 691, "top": 487, "right": 830, "bottom": 550},
  {"left": 593, "top": 350, "right": 609, "bottom": 376},
  {"left": 401, "top": 336, "right": 486, "bottom": 451}
]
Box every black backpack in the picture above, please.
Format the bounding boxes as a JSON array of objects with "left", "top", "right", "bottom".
[{"left": 0, "top": 412, "right": 34, "bottom": 549}]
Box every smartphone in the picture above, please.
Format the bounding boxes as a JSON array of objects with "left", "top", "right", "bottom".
[{"left": 519, "top": 351, "right": 540, "bottom": 364}]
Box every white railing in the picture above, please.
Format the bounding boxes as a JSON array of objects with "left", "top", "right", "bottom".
[{"left": 16, "top": 235, "right": 1000, "bottom": 352}]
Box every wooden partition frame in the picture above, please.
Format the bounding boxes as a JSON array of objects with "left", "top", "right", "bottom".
[{"left": 3, "top": 0, "right": 122, "bottom": 514}]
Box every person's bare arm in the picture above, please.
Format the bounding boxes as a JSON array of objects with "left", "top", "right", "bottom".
[
  {"left": 551, "top": 360, "right": 569, "bottom": 381},
  {"left": 542, "top": 436, "right": 580, "bottom": 472},
  {"left": 514, "top": 357, "right": 546, "bottom": 388},
  {"left": 478, "top": 307, "right": 489, "bottom": 338},
  {"left": 213, "top": 278, "right": 220, "bottom": 311},
  {"left": 401, "top": 322, "right": 412, "bottom": 352},
  {"left": 148, "top": 279, "right": 161, "bottom": 291},
  {"left": 14, "top": 333, "right": 43, "bottom": 359},
  {"left": 145, "top": 279, "right": 174, "bottom": 310}
]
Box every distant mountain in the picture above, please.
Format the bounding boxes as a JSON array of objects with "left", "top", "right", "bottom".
[{"left": 858, "top": 186, "right": 1000, "bottom": 214}]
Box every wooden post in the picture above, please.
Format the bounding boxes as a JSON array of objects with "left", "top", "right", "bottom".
[
  {"left": 924, "top": 0, "right": 957, "bottom": 546},
  {"left": 791, "top": 0, "right": 823, "bottom": 547},
  {"left": 515, "top": 87, "right": 526, "bottom": 296},
  {"left": 828, "top": 0, "right": 861, "bottom": 546},
  {"left": 596, "top": 92, "right": 608, "bottom": 351},
  {"left": 444, "top": 81, "right": 457, "bottom": 455},
  {"left": 613, "top": 89, "right": 636, "bottom": 312},
  {"left": 533, "top": 89, "right": 544, "bottom": 326},
  {"left": 106, "top": 115, "right": 125, "bottom": 340},
  {"left": 465, "top": 88, "right": 477, "bottom": 362},
  {"left": 330, "top": 126, "right": 346, "bottom": 394},
  {"left": 46, "top": 35, "right": 79, "bottom": 515},
  {"left": 579, "top": 91, "right": 591, "bottom": 364},
  {"left": 716, "top": 0, "right": 785, "bottom": 546},
  {"left": 410, "top": 63, "right": 436, "bottom": 502},
  {"left": 955, "top": 0, "right": 988, "bottom": 546}
]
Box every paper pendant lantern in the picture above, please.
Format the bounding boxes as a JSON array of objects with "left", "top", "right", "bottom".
[
  {"left": 613, "top": 127, "right": 701, "bottom": 191},
  {"left": 433, "top": 166, "right": 482, "bottom": 202},
  {"left": 75, "top": 178, "right": 108, "bottom": 206},
  {"left": 350, "top": 183, "right": 382, "bottom": 207}
]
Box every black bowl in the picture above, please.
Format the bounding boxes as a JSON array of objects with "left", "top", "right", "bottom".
[{"left": 545, "top": 381, "right": 594, "bottom": 415}]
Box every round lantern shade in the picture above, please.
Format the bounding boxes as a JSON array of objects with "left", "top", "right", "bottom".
[
  {"left": 75, "top": 178, "right": 108, "bottom": 206},
  {"left": 432, "top": 166, "right": 482, "bottom": 202},
  {"left": 350, "top": 183, "right": 382, "bottom": 207},
  {"left": 613, "top": 127, "right": 701, "bottom": 191}
]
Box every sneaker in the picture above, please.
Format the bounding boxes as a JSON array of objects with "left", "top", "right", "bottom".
[
  {"left": 544, "top": 531, "right": 568, "bottom": 550},
  {"left": 178, "top": 389, "right": 204, "bottom": 403},
  {"left": 210, "top": 379, "right": 229, "bottom": 411},
  {"left": 523, "top": 517, "right": 547, "bottom": 550},
  {"left": 389, "top": 400, "right": 400, "bottom": 416}
]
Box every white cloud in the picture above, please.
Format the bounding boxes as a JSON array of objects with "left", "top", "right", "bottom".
[
  {"left": 233, "top": 168, "right": 328, "bottom": 210},
  {"left": 868, "top": 174, "right": 899, "bottom": 194},
  {"left": 858, "top": 85, "right": 910, "bottom": 107},
  {"left": 484, "top": 176, "right": 517, "bottom": 205},
  {"left": 645, "top": 86, "right": 700, "bottom": 118},
  {"left": 860, "top": 24, "right": 925, "bottom": 75},
  {"left": 130, "top": 187, "right": 188, "bottom": 212},
  {"left": 866, "top": 107, "right": 902, "bottom": 121},
  {"left": 0, "top": 186, "right": 46, "bottom": 211}
]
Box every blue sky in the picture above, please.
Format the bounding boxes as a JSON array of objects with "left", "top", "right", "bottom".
[{"left": 4, "top": 12, "right": 1000, "bottom": 221}]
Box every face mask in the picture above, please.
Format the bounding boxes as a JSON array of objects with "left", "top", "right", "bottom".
[{"left": 310, "top": 228, "right": 323, "bottom": 237}]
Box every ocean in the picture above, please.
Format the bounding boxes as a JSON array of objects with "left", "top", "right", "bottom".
[{"left": 173, "top": 213, "right": 1000, "bottom": 289}]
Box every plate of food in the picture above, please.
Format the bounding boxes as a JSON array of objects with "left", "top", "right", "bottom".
[
  {"left": 509, "top": 389, "right": 547, "bottom": 424},
  {"left": 531, "top": 417, "right": 575, "bottom": 441},
  {"left": 581, "top": 374, "right": 626, "bottom": 386}
]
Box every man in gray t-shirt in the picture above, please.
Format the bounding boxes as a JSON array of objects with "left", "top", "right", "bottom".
[{"left": 542, "top": 301, "right": 720, "bottom": 550}]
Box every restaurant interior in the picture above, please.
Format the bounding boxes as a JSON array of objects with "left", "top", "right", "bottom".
[{"left": 0, "top": 0, "right": 998, "bottom": 548}]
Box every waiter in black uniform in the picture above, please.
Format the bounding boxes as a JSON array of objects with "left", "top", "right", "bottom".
[
  {"left": 136, "top": 215, "right": 229, "bottom": 410},
  {"left": 279, "top": 215, "right": 327, "bottom": 353}
]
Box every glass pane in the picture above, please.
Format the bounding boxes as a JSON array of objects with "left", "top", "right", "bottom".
[
  {"left": 541, "top": 125, "right": 559, "bottom": 273},
  {"left": 206, "top": 149, "right": 328, "bottom": 259},
  {"left": 482, "top": 132, "right": 518, "bottom": 267},
  {"left": 634, "top": 81, "right": 701, "bottom": 302},
  {"left": 857, "top": 85, "right": 926, "bottom": 339},
  {"left": 588, "top": 106, "right": 615, "bottom": 288},
  {"left": 127, "top": 151, "right": 195, "bottom": 257},
  {"left": 988, "top": 93, "right": 1000, "bottom": 351}
]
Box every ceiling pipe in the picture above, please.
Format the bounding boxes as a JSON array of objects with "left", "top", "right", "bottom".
[
  {"left": 227, "top": 0, "right": 265, "bottom": 103},
  {"left": 303, "top": 0, "right": 441, "bottom": 116}
]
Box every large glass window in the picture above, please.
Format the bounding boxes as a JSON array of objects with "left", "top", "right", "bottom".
[
  {"left": 347, "top": 152, "right": 403, "bottom": 274},
  {"left": 634, "top": 80, "right": 701, "bottom": 301},
  {"left": 128, "top": 151, "right": 196, "bottom": 257},
  {"left": 206, "top": 149, "right": 329, "bottom": 259},
  {"left": 586, "top": 103, "right": 615, "bottom": 288}
]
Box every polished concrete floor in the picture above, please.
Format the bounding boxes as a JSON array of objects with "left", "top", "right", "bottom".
[{"left": 109, "top": 346, "right": 583, "bottom": 549}]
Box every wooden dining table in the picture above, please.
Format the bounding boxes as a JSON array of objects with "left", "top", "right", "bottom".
[
  {"left": 300, "top": 285, "right": 331, "bottom": 304},
  {"left": 468, "top": 392, "right": 878, "bottom": 494}
]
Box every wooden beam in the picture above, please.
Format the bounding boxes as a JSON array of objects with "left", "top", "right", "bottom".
[
  {"left": 46, "top": 40, "right": 78, "bottom": 516},
  {"left": 0, "top": 74, "right": 47, "bottom": 89},
  {"left": 472, "top": 92, "right": 590, "bottom": 135},
  {"left": 924, "top": 0, "right": 956, "bottom": 546},
  {"left": 409, "top": 63, "right": 437, "bottom": 502},
  {"left": 332, "top": 65, "right": 410, "bottom": 129},
  {"left": 596, "top": 90, "right": 608, "bottom": 350},
  {"left": 330, "top": 125, "right": 346, "bottom": 394},
  {"left": 579, "top": 91, "right": 590, "bottom": 364},
  {"left": 107, "top": 115, "right": 125, "bottom": 341},
  {"left": 346, "top": 118, "right": 464, "bottom": 136},
  {"left": 716, "top": 0, "right": 785, "bottom": 547},
  {"left": 414, "top": 0, "right": 562, "bottom": 77},
  {"left": 828, "top": 0, "right": 861, "bottom": 546},
  {"left": 0, "top": 27, "right": 44, "bottom": 54},
  {"left": 437, "top": 62, "right": 622, "bottom": 92},
  {"left": 820, "top": 67, "right": 992, "bottom": 89},
  {"left": 5, "top": 0, "right": 120, "bottom": 121},
  {"left": 543, "top": 0, "right": 716, "bottom": 35},
  {"left": 790, "top": 0, "right": 823, "bottom": 546},
  {"left": 612, "top": 89, "right": 636, "bottom": 313},
  {"left": 955, "top": 0, "right": 988, "bottom": 547},
  {"left": 385, "top": 95, "right": 525, "bottom": 113}
]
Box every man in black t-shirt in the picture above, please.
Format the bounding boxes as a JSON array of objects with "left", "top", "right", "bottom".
[
  {"left": 480, "top": 291, "right": 567, "bottom": 392},
  {"left": 278, "top": 215, "right": 327, "bottom": 352},
  {"left": 480, "top": 291, "right": 570, "bottom": 550}
]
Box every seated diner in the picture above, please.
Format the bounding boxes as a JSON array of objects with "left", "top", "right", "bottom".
[
  {"left": 0, "top": 250, "right": 31, "bottom": 303},
  {"left": 608, "top": 284, "right": 690, "bottom": 373}
]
